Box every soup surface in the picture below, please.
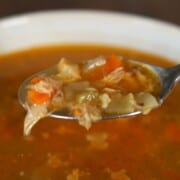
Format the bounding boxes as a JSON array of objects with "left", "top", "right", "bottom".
[{"left": 0, "top": 45, "right": 180, "bottom": 180}]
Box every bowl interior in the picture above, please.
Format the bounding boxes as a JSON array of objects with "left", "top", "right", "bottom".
[{"left": 0, "top": 10, "right": 180, "bottom": 62}]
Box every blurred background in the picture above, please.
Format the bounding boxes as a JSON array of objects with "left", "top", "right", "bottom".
[{"left": 0, "top": 0, "right": 179, "bottom": 25}]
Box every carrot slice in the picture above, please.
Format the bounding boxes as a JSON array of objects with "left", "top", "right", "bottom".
[
  {"left": 84, "top": 55, "right": 123, "bottom": 80},
  {"left": 103, "top": 55, "right": 123, "bottom": 74},
  {"left": 27, "top": 90, "right": 51, "bottom": 104}
]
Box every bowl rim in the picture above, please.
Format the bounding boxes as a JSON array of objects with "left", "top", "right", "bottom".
[
  {"left": 0, "top": 10, "right": 180, "bottom": 62},
  {"left": 0, "top": 9, "right": 180, "bottom": 29}
]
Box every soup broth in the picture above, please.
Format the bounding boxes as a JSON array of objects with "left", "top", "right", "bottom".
[{"left": 0, "top": 45, "right": 179, "bottom": 179}]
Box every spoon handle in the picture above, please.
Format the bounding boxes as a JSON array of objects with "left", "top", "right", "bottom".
[
  {"left": 167, "top": 64, "right": 180, "bottom": 83},
  {"left": 159, "top": 64, "right": 180, "bottom": 101}
]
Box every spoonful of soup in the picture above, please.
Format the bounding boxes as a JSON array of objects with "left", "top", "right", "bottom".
[{"left": 18, "top": 55, "right": 180, "bottom": 135}]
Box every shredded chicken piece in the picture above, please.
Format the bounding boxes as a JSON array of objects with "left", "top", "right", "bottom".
[
  {"left": 86, "top": 132, "right": 109, "bottom": 150},
  {"left": 24, "top": 104, "right": 48, "bottom": 136},
  {"left": 99, "top": 93, "right": 111, "bottom": 109},
  {"left": 135, "top": 70, "right": 154, "bottom": 92},
  {"left": 66, "top": 169, "right": 80, "bottom": 180},
  {"left": 57, "top": 58, "right": 81, "bottom": 82},
  {"left": 106, "top": 169, "right": 131, "bottom": 180},
  {"left": 73, "top": 104, "right": 101, "bottom": 129},
  {"left": 135, "top": 92, "right": 159, "bottom": 114},
  {"left": 46, "top": 152, "right": 69, "bottom": 169},
  {"left": 102, "top": 67, "right": 124, "bottom": 84},
  {"left": 28, "top": 77, "right": 58, "bottom": 96},
  {"left": 77, "top": 89, "right": 98, "bottom": 104},
  {"left": 105, "top": 93, "right": 136, "bottom": 114},
  {"left": 83, "top": 56, "right": 106, "bottom": 71},
  {"left": 103, "top": 87, "right": 121, "bottom": 93}
]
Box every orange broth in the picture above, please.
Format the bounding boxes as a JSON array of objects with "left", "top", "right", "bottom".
[{"left": 0, "top": 45, "right": 179, "bottom": 179}]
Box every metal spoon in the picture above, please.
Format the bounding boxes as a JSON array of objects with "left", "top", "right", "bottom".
[{"left": 18, "top": 61, "right": 180, "bottom": 120}]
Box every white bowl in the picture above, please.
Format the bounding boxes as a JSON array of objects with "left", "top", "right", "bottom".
[{"left": 0, "top": 10, "right": 180, "bottom": 63}]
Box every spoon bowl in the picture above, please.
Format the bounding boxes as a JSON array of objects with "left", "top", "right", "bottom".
[{"left": 18, "top": 60, "right": 180, "bottom": 120}]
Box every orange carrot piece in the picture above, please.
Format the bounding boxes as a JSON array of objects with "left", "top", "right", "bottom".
[
  {"left": 120, "top": 73, "right": 142, "bottom": 93},
  {"left": 73, "top": 109, "right": 82, "bottom": 117},
  {"left": 28, "top": 90, "right": 50, "bottom": 104},
  {"left": 103, "top": 55, "right": 123, "bottom": 74}
]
